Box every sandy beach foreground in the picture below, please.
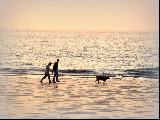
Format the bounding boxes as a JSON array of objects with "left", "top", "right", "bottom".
[{"left": 0, "top": 75, "right": 159, "bottom": 119}]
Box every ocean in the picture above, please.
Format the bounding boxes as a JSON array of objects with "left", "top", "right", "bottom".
[
  {"left": 0, "top": 30, "right": 159, "bottom": 119},
  {"left": 0, "top": 30, "right": 159, "bottom": 78}
]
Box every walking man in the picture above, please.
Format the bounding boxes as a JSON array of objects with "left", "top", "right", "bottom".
[
  {"left": 52, "top": 59, "right": 60, "bottom": 83},
  {"left": 40, "top": 62, "right": 52, "bottom": 84}
]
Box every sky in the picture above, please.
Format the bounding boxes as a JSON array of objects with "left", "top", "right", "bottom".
[{"left": 0, "top": 0, "right": 159, "bottom": 32}]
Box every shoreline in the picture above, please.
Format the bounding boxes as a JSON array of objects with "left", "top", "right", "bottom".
[
  {"left": 0, "top": 73, "right": 159, "bottom": 80},
  {"left": 0, "top": 67, "right": 159, "bottom": 79}
]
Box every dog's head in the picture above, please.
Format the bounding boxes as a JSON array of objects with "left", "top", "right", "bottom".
[{"left": 106, "top": 76, "right": 110, "bottom": 79}]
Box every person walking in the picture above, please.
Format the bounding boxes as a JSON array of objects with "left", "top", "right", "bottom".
[
  {"left": 52, "top": 59, "right": 60, "bottom": 83},
  {"left": 40, "top": 62, "right": 52, "bottom": 84}
]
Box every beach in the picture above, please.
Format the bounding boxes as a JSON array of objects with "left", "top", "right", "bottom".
[
  {"left": 0, "top": 75, "right": 159, "bottom": 119},
  {"left": 0, "top": 0, "right": 159, "bottom": 118},
  {"left": 0, "top": 31, "right": 159, "bottom": 118}
]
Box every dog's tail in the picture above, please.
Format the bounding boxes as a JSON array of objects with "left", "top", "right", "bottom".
[{"left": 95, "top": 76, "right": 98, "bottom": 82}]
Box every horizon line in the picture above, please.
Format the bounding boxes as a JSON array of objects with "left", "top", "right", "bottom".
[{"left": 0, "top": 28, "right": 159, "bottom": 33}]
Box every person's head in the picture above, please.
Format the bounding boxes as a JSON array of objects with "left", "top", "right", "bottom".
[
  {"left": 48, "top": 62, "right": 52, "bottom": 66},
  {"left": 57, "top": 59, "right": 59, "bottom": 62}
]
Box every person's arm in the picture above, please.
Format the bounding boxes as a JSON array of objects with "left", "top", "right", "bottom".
[{"left": 50, "top": 68, "right": 53, "bottom": 73}]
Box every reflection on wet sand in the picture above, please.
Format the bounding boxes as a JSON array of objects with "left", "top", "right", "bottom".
[{"left": 0, "top": 76, "right": 159, "bottom": 119}]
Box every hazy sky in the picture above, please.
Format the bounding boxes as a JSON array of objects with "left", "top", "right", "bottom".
[{"left": 0, "top": 0, "right": 159, "bottom": 31}]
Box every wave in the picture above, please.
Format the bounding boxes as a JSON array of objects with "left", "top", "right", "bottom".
[
  {"left": 0, "top": 67, "right": 43, "bottom": 75},
  {"left": 122, "top": 67, "right": 159, "bottom": 79},
  {"left": 0, "top": 67, "right": 159, "bottom": 79}
]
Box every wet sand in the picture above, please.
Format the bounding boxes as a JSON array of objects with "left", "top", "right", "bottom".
[{"left": 0, "top": 75, "right": 159, "bottom": 119}]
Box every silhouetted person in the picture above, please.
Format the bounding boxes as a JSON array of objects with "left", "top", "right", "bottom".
[
  {"left": 40, "top": 62, "right": 52, "bottom": 84},
  {"left": 52, "top": 59, "right": 60, "bottom": 83}
]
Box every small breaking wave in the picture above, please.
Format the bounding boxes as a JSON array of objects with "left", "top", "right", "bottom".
[
  {"left": 0, "top": 67, "right": 159, "bottom": 79},
  {"left": 122, "top": 67, "right": 159, "bottom": 79}
]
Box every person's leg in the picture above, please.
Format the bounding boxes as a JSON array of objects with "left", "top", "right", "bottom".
[
  {"left": 47, "top": 74, "right": 52, "bottom": 83},
  {"left": 40, "top": 74, "right": 47, "bottom": 83},
  {"left": 56, "top": 70, "right": 60, "bottom": 82},
  {"left": 52, "top": 71, "right": 56, "bottom": 83}
]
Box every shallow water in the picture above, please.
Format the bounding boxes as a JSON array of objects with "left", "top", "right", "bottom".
[{"left": 0, "top": 76, "right": 159, "bottom": 119}]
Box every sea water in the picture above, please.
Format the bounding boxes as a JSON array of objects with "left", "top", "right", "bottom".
[
  {"left": 0, "top": 30, "right": 159, "bottom": 78},
  {"left": 0, "top": 30, "right": 159, "bottom": 119}
]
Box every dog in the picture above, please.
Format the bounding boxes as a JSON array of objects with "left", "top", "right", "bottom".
[{"left": 95, "top": 75, "right": 110, "bottom": 84}]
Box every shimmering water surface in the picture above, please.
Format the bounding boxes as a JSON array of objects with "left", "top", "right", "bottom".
[
  {"left": 0, "top": 30, "right": 159, "bottom": 118},
  {"left": 0, "top": 31, "right": 159, "bottom": 77}
]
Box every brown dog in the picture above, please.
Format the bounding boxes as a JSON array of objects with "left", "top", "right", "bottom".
[{"left": 95, "top": 75, "right": 110, "bottom": 84}]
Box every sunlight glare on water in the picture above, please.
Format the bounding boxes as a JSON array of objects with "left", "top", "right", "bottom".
[{"left": 0, "top": 31, "right": 159, "bottom": 74}]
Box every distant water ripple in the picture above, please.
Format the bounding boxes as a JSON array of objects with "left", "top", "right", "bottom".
[{"left": 0, "top": 31, "right": 159, "bottom": 79}]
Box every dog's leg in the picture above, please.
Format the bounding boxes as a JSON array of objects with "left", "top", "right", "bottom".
[
  {"left": 103, "top": 81, "right": 105, "bottom": 85},
  {"left": 105, "top": 82, "right": 108, "bottom": 86}
]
